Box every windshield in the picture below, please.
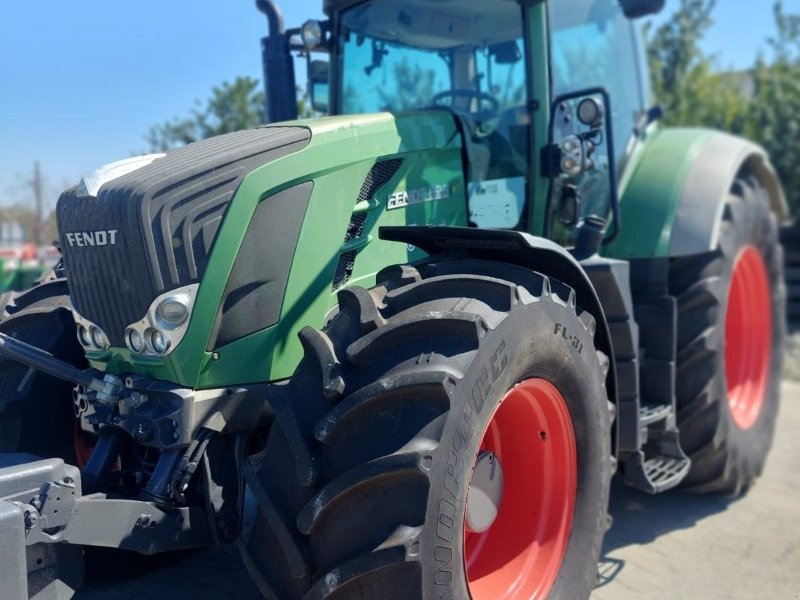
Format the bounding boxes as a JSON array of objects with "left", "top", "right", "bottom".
[
  {"left": 337, "top": 0, "right": 530, "bottom": 229},
  {"left": 337, "top": 0, "right": 524, "bottom": 117}
]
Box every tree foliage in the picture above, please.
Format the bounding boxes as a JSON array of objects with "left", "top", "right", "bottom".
[
  {"left": 147, "top": 77, "right": 266, "bottom": 152},
  {"left": 647, "top": 0, "right": 800, "bottom": 211},
  {"left": 146, "top": 77, "right": 315, "bottom": 151}
]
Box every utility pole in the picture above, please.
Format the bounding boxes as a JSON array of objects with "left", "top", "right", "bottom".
[{"left": 31, "top": 161, "right": 43, "bottom": 246}]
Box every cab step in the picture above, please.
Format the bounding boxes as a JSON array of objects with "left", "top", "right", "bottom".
[
  {"left": 638, "top": 403, "right": 672, "bottom": 426},
  {"left": 619, "top": 429, "right": 691, "bottom": 494}
]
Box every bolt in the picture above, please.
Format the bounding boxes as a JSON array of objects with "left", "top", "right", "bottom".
[
  {"left": 23, "top": 508, "right": 40, "bottom": 529},
  {"left": 134, "top": 421, "right": 153, "bottom": 443},
  {"left": 171, "top": 419, "right": 179, "bottom": 429},
  {"left": 212, "top": 352, "right": 220, "bottom": 361},
  {"left": 63, "top": 476, "right": 74, "bottom": 485},
  {"left": 171, "top": 431, "right": 180, "bottom": 442},
  {"left": 135, "top": 514, "right": 151, "bottom": 528}
]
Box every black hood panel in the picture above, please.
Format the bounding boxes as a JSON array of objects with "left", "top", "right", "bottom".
[{"left": 57, "top": 127, "right": 311, "bottom": 346}]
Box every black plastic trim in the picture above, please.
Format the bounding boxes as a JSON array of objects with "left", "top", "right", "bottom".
[{"left": 210, "top": 181, "right": 314, "bottom": 349}]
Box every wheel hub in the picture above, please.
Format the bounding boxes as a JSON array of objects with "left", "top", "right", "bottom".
[{"left": 465, "top": 451, "right": 504, "bottom": 533}]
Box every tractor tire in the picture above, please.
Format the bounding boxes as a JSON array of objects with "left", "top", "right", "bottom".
[
  {"left": 670, "top": 177, "right": 785, "bottom": 495},
  {"left": 0, "top": 279, "right": 88, "bottom": 462},
  {"left": 241, "top": 260, "right": 613, "bottom": 600}
]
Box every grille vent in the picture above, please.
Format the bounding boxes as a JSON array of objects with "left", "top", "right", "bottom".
[{"left": 332, "top": 158, "right": 403, "bottom": 290}]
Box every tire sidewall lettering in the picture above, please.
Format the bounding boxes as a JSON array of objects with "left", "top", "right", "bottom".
[{"left": 427, "top": 301, "right": 605, "bottom": 599}]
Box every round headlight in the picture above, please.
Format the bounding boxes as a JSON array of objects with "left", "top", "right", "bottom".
[
  {"left": 77, "top": 324, "right": 92, "bottom": 347},
  {"left": 90, "top": 326, "right": 109, "bottom": 350},
  {"left": 126, "top": 328, "right": 145, "bottom": 353},
  {"left": 156, "top": 294, "right": 190, "bottom": 329},
  {"left": 577, "top": 97, "right": 604, "bottom": 127},
  {"left": 301, "top": 19, "right": 323, "bottom": 48},
  {"left": 149, "top": 329, "right": 170, "bottom": 354}
]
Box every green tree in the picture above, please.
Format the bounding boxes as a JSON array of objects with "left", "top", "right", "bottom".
[
  {"left": 646, "top": 0, "right": 748, "bottom": 132},
  {"left": 746, "top": 2, "right": 800, "bottom": 211},
  {"left": 647, "top": 0, "right": 800, "bottom": 211},
  {"left": 147, "top": 77, "right": 266, "bottom": 151},
  {"left": 146, "top": 78, "right": 315, "bottom": 151}
]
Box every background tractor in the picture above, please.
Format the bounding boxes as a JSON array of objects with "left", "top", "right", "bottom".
[
  {"left": 0, "top": 0, "right": 787, "bottom": 599},
  {"left": 0, "top": 244, "right": 52, "bottom": 308}
]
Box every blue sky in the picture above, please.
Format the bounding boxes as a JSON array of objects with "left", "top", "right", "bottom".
[{"left": 0, "top": 0, "right": 796, "bottom": 210}]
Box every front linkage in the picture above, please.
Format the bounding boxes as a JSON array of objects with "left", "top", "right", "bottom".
[{"left": 0, "top": 331, "right": 263, "bottom": 599}]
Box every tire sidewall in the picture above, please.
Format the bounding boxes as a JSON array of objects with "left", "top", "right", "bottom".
[
  {"left": 421, "top": 291, "right": 610, "bottom": 600},
  {"left": 717, "top": 184, "right": 784, "bottom": 475}
]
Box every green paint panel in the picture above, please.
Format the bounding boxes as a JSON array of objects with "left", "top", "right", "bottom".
[
  {"left": 604, "top": 127, "right": 713, "bottom": 259},
  {"left": 527, "top": 4, "right": 552, "bottom": 238},
  {"left": 90, "top": 111, "right": 467, "bottom": 388}
]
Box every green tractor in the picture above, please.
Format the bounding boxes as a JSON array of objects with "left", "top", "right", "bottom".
[{"left": 0, "top": 0, "right": 787, "bottom": 598}]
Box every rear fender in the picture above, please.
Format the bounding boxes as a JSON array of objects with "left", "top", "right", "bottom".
[{"left": 607, "top": 128, "right": 788, "bottom": 259}]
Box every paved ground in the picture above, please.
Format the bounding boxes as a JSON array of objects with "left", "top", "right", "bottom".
[
  {"left": 593, "top": 380, "right": 800, "bottom": 600},
  {"left": 77, "top": 381, "right": 800, "bottom": 600}
]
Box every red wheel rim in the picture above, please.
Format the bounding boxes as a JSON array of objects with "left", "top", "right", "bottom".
[
  {"left": 464, "top": 378, "right": 577, "bottom": 600},
  {"left": 724, "top": 245, "right": 772, "bottom": 430}
]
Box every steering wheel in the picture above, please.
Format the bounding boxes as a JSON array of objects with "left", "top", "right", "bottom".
[{"left": 431, "top": 89, "right": 500, "bottom": 130}]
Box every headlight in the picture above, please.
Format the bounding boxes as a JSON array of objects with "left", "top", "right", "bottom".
[
  {"left": 148, "top": 329, "right": 170, "bottom": 354},
  {"left": 155, "top": 294, "right": 191, "bottom": 329},
  {"left": 301, "top": 19, "right": 323, "bottom": 48},
  {"left": 77, "top": 324, "right": 92, "bottom": 347},
  {"left": 122, "top": 283, "right": 197, "bottom": 357},
  {"left": 126, "top": 328, "right": 145, "bottom": 353},
  {"left": 90, "top": 326, "right": 110, "bottom": 350}
]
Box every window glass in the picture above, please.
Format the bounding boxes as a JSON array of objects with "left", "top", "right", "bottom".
[
  {"left": 549, "top": 0, "right": 644, "bottom": 166},
  {"left": 337, "top": 0, "right": 530, "bottom": 229},
  {"left": 339, "top": 35, "right": 451, "bottom": 114}
]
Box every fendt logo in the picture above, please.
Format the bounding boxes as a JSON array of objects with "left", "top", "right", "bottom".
[{"left": 64, "top": 230, "right": 119, "bottom": 247}]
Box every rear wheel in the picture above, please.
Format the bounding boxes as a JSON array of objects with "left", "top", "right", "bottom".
[
  {"left": 241, "top": 260, "right": 613, "bottom": 599},
  {"left": 670, "top": 177, "right": 785, "bottom": 495}
]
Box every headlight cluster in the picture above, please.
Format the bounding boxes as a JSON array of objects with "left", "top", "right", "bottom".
[
  {"left": 124, "top": 286, "right": 197, "bottom": 357},
  {"left": 73, "top": 284, "right": 197, "bottom": 357},
  {"left": 77, "top": 322, "right": 110, "bottom": 351}
]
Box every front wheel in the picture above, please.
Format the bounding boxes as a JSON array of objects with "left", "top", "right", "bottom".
[{"left": 242, "top": 260, "right": 613, "bottom": 599}]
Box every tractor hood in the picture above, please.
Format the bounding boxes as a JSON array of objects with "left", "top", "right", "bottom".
[
  {"left": 56, "top": 112, "right": 467, "bottom": 389},
  {"left": 57, "top": 128, "right": 311, "bottom": 349}
]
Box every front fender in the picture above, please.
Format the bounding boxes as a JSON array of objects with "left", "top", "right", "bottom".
[
  {"left": 607, "top": 127, "right": 788, "bottom": 260},
  {"left": 379, "top": 225, "right": 618, "bottom": 409}
]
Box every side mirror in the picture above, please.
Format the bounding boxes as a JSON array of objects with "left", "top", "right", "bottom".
[
  {"left": 618, "top": 0, "right": 665, "bottom": 19},
  {"left": 543, "top": 88, "right": 621, "bottom": 253},
  {"left": 309, "top": 60, "right": 330, "bottom": 113}
]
